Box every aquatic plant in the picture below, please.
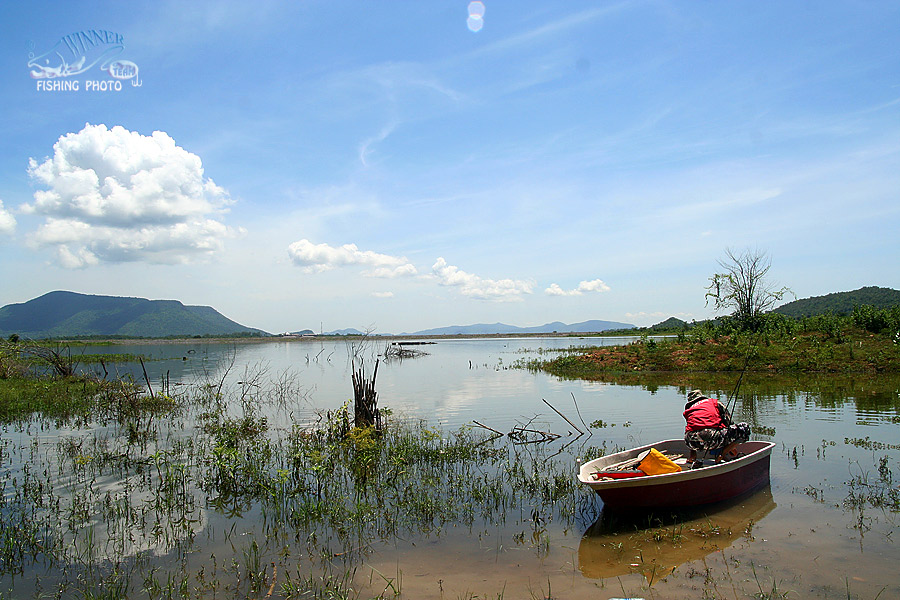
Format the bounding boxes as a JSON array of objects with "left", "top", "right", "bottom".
[{"left": 0, "top": 365, "right": 594, "bottom": 599}]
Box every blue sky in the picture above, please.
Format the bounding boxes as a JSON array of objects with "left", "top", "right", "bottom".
[{"left": 1, "top": 1, "right": 898, "bottom": 334}]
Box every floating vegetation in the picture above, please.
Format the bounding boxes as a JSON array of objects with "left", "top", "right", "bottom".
[
  {"left": 844, "top": 456, "right": 900, "bottom": 511},
  {"left": 844, "top": 436, "right": 900, "bottom": 451},
  {"left": 382, "top": 342, "right": 429, "bottom": 361},
  {"left": 75, "top": 352, "right": 152, "bottom": 364},
  {"left": 588, "top": 419, "right": 632, "bottom": 429}
]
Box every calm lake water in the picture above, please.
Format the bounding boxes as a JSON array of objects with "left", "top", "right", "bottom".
[{"left": 5, "top": 337, "right": 900, "bottom": 599}]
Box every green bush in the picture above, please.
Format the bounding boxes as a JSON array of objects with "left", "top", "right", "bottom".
[{"left": 852, "top": 305, "right": 900, "bottom": 334}]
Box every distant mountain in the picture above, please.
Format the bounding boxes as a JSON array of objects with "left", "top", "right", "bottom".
[
  {"left": 325, "top": 327, "right": 367, "bottom": 336},
  {"left": 409, "top": 319, "right": 635, "bottom": 336},
  {"left": 0, "top": 291, "right": 268, "bottom": 338},
  {"left": 773, "top": 286, "right": 900, "bottom": 318},
  {"left": 650, "top": 317, "right": 690, "bottom": 330}
]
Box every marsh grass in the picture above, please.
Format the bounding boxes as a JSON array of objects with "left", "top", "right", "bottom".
[
  {"left": 0, "top": 341, "right": 171, "bottom": 425},
  {"left": 0, "top": 374, "right": 177, "bottom": 427},
  {"left": 844, "top": 456, "right": 900, "bottom": 513},
  {"left": 0, "top": 364, "right": 595, "bottom": 599}
]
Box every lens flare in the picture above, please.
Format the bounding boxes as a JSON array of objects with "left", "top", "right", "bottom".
[{"left": 467, "top": 1, "right": 485, "bottom": 32}]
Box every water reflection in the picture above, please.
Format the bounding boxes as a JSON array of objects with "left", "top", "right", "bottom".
[{"left": 578, "top": 486, "right": 776, "bottom": 580}]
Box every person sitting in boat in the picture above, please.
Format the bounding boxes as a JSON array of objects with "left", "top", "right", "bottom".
[{"left": 683, "top": 390, "right": 751, "bottom": 467}]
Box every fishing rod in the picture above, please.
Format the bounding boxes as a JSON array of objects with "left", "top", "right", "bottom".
[{"left": 724, "top": 325, "right": 764, "bottom": 415}]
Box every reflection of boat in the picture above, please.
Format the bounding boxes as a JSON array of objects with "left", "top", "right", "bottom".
[
  {"left": 578, "top": 439, "right": 775, "bottom": 509},
  {"left": 578, "top": 486, "right": 776, "bottom": 580}
]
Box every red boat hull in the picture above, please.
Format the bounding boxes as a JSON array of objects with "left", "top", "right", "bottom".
[{"left": 578, "top": 440, "right": 775, "bottom": 510}]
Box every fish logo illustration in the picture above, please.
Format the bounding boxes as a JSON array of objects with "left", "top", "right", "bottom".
[{"left": 28, "top": 30, "right": 141, "bottom": 86}]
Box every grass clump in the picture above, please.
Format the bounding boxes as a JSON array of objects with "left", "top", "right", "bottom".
[
  {"left": 0, "top": 340, "right": 171, "bottom": 424},
  {"left": 0, "top": 367, "right": 170, "bottom": 425}
]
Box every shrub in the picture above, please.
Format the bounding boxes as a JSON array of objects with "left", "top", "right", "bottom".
[{"left": 852, "top": 304, "right": 900, "bottom": 334}]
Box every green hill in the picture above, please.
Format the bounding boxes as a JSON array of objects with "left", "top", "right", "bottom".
[
  {"left": 650, "top": 317, "right": 689, "bottom": 331},
  {"left": 0, "top": 291, "right": 269, "bottom": 339},
  {"left": 773, "top": 286, "right": 900, "bottom": 318}
]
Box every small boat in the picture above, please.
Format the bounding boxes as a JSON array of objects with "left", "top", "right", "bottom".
[{"left": 577, "top": 439, "right": 775, "bottom": 510}]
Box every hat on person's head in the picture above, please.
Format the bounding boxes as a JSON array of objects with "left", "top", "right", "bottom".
[{"left": 687, "top": 390, "right": 704, "bottom": 403}]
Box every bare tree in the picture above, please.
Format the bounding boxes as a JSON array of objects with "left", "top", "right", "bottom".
[
  {"left": 1, "top": 339, "right": 80, "bottom": 377},
  {"left": 705, "top": 248, "right": 792, "bottom": 330}
]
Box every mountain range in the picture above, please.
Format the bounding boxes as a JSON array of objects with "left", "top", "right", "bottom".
[
  {"left": 0, "top": 291, "right": 266, "bottom": 339},
  {"left": 405, "top": 319, "right": 635, "bottom": 336},
  {"left": 2, "top": 286, "right": 896, "bottom": 339},
  {"left": 0, "top": 292, "right": 638, "bottom": 338}
]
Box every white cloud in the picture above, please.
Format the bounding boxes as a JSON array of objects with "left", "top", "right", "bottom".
[
  {"left": 545, "top": 279, "right": 610, "bottom": 296},
  {"left": 24, "top": 123, "right": 241, "bottom": 267},
  {"left": 660, "top": 187, "right": 783, "bottom": 223},
  {"left": 366, "top": 263, "right": 418, "bottom": 278},
  {"left": 32, "top": 217, "right": 237, "bottom": 268},
  {"left": 431, "top": 257, "right": 533, "bottom": 301},
  {"left": 288, "top": 244, "right": 532, "bottom": 301},
  {"left": 287, "top": 239, "right": 417, "bottom": 278},
  {"left": 578, "top": 279, "right": 611, "bottom": 293},
  {"left": 0, "top": 200, "right": 15, "bottom": 235},
  {"left": 359, "top": 121, "right": 397, "bottom": 167},
  {"left": 545, "top": 283, "right": 571, "bottom": 296}
]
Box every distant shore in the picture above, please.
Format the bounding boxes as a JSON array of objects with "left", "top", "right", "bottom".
[
  {"left": 532, "top": 329, "right": 900, "bottom": 376},
  {"left": 55, "top": 331, "right": 649, "bottom": 345}
]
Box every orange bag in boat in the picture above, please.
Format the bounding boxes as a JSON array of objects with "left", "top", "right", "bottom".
[{"left": 637, "top": 448, "right": 681, "bottom": 475}]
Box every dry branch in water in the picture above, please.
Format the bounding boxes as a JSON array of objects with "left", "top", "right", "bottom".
[{"left": 352, "top": 359, "right": 382, "bottom": 430}]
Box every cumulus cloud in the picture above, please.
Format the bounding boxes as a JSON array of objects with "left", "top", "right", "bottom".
[
  {"left": 431, "top": 257, "right": 533, "bottom": 301},
  {"left": 371, "top": 291, "right": 394, "bottom": 298},
  {"left": 545, "top": 279, "right": 610, "bottom": 296},
  {"left": 0, "top": 200, "right": 16, "bottom": 235},
  {"left": 34, "top": 217, "right": 235, "bottom": 269},
  {"left": 545, "top": 283, "right": 571, "bottom": 296},
  {"left": 24, "top": 123, "right": 241, "bottom": 267},
  {"left": 287, "top": 239, "right": 417, "bottom": 278}
]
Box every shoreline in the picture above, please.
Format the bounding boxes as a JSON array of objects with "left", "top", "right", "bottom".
[{"left": 54, "top": 331, "right": 655, "bottom": 345}]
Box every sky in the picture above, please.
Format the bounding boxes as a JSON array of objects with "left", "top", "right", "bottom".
[{"left": 1, "top": 1, "right": 898, "bottom": 335}]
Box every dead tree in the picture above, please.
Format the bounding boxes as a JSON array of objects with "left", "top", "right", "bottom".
[{"left": 7, "top": 340, "right": 79, "bottom": 377}]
